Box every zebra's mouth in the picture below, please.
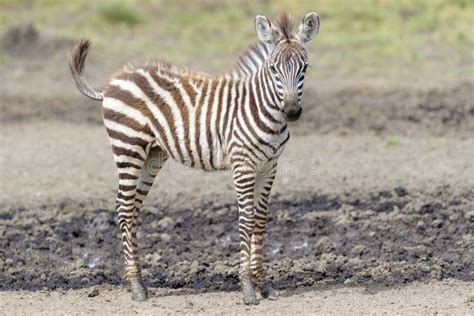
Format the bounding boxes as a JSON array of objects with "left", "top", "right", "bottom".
[{"left": 284, "top": 107, "right": 302, "bottom": 122}]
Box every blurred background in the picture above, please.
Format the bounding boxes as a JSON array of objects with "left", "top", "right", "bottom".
[
  {"left": 0, "top": 0, "right": 473, "bottom": 310},
  {"left": 0, "top": 0, "right": 472, "bottom": 126},
  {"left": 1, "top": 0, "right": 473, "bottom": 82}
]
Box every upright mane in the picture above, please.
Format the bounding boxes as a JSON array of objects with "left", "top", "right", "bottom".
[
  {"left": 230, "top": 41, "right": 271, "bottom": 79},
  {"left": 230, "top": 12, "right": 295, "bottom": 79},
  {"left": 275, "top": 12, "right": 294, "bottom": 41}
]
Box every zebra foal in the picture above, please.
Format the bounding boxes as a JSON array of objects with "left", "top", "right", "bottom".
[{"left": 69, "top": 12, "right": 319, "bottom": 305}]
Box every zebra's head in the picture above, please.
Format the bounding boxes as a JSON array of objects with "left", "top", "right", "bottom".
[{"left": 255, "top": 12, "right": 319, "bottom": 121}]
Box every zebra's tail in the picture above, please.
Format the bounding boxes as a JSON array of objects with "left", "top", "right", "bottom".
[{"left": 68, "top": 39, "right": 104, "bottom": 101}]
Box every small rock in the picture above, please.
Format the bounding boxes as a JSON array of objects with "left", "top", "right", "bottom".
[
  {"left": 350, "top": 245, "right": 366, "bottom": 257},
  {"left": 448, "top": 213, "right": 460, "bottom": 222},
  {"left": 40, "top": 273, "right": 47, "bottom": 281},
  {"left": 156, "top": 216, "right": 175, "bottom": 229},
  {"left": 465, "top": 210, "right": 474, "bottom": 222},
  {"left": 145, "top": 253, "right": 162, "bottom": 264},
  {"left": 189, "top": 260, "right": 202, "bottom": 274},
  {"left": 416, "top": 221, "right": 425, "bottom": 229},
  {"left": 81, "top": 277, "right": 90, "bottom": 284},
  {"left": 88, "top": 288, "right": 100, "bottom": 298},
  {"left": 315, "top": 236, "right": 335, "bottom": 254},
  {"left": 344, "top": 278, "right": 355, "bottom": 285},
  {"left": 160, "top": 233, "right": 171, "bottom": 242},
  {"left": 431, "top": 219, "right": 443, "bottom": 228},
  {"left": 5, "top": 258, "right": 13, "bottom": 265},
  {"left": 394, "top": 186, "right": 408, "bottom": 197}
]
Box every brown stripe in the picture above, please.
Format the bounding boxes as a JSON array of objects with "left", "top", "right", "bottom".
[
  {"left": 112, "top": 145, "right": 144, "bottom": 161},
  {"left": 118, "top": 173, "right": 138, "bottom": 180},
  {"left": 215, "top": 78, "right": 227, "bottom": 151},
  {"left": 194, "top": 78, "right": 209, "bottom": 169},
  {"left": 180, "top": 76, "right": 198, "bottom": 106},
  {"left": 116, "top": 161, "right": 142, "bottom": 170},
  {"left": 205, "top": 79, "right": 219, "bottom": 170},
  {"left": 105, "top": 128, "right": 148, "bottom": 149}
]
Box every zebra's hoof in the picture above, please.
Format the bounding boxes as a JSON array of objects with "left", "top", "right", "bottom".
[
  {"left": 243, "top": 283, "right": 259, "bottom": 305},
  {"left": 243, "top": 294, "right": 259, "bottom": 305},
  {"left": 260, "top": 282, "right": 278, "bottom": 300},
  {"left": 130, "top": 281, "right": 148, "bottom": 301}
]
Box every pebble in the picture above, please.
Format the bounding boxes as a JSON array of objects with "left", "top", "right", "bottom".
[
  {"left": 465, "top": 210, "right": 474, "bottom": 222},
  {"left": 350, "top": 245, "right": 367, "bottom": 257},
  {"left": 160, "top": 233, "right": 171, "bottom": 242},
  {"left": 431, "top": 219, "right": 443, "bottom": 228},
  {"left": 156, "top": 216, "right": 175, "bottom": 229},
  {"left": 88, "top": 288, "right": 100, "bottom": 298},
  {"left": 315, "top": 236, "right": 335, "bottom": 253},
  {"left": 145, "top": 253, "right": 162, "bottom": 264},
  {"left": 344, "top": 278, "right": 355, "bottom": 285},
  {"left": 394, "top": 186, "right": 408, "bottom": 197},
  {"left": 5, "top": 258, "right": 13, "bottom": 265}
]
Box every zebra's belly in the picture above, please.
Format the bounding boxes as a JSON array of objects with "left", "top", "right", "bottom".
[{"left": 163, "top": 139, "right": 231, "bottom": 172}]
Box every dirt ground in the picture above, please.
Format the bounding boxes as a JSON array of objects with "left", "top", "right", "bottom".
[{"left": 0, "top": 24, "right": 473, "bottom": 314}]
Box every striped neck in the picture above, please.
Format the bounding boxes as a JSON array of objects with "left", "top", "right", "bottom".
[
  {"left": 241, "top": 63, "right": 287, "bottom": 136},
  {"left": 231, "top": 41, "right": 271, "bottom": 80}
]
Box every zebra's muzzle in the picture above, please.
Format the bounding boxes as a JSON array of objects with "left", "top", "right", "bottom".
[
  {"left": 283, "top": 95, "right": 302, "bottom": 121},
  {"left": 284, "top": 106, "right": 302, "bottom": 121}
]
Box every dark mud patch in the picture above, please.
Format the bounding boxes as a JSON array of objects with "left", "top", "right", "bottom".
[{"left": 0, "top": 188, "right": 472, "bottom": 292}]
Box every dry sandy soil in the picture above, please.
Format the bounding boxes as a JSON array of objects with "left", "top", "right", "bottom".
[{"left": 0, "top": 24, "right": 473, "bottom": 314}]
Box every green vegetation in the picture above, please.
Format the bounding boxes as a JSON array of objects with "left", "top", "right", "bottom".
[
  {"left": 100, "top": 0, "right": 145, "bottom": 26},
  {"left": 385, "top": 137, "right": 401, "bottom": 148},
  {"left": 0, "top": 0, "right": 472, "bottom": 77},
  {"left": 25, "top": 248, "right": 42, "bottom": 262}
]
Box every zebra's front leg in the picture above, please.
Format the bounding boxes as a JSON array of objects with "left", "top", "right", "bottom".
[
  {"left": 251, "top": 164, "right": 277, "bottom": 299},
  {"left": 233, "top": 164, "right": 258, "bottom": 305}
]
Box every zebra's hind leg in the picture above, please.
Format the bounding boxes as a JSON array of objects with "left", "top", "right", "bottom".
[
  {"left": 129, "top": 145, "right": 168, "bottom": 301},
  {"left": 135, "top": 145, "right": 168, "bottom": 211},
  {"left": 251, "top": 164, "right": 277, "bottom": 300},
  {"left": 113, "top": 142, "right": 166, "bottom": 302}
]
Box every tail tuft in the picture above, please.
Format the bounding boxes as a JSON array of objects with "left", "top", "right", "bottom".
[{"left": 68, "top": 39, "right": 103, "bottom": 101}]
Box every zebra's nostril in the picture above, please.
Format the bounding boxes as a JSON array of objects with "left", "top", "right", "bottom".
[{"left": 284, "top": 106, "right": 302, "bottom": 121}]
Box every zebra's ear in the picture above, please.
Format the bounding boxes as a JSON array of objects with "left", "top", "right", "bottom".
[
  {"left": 296, "top": 12, "right": 319, "bottom": 44},
  {"left": 255, "top": 15, "right": 278, "bottom": 45}
]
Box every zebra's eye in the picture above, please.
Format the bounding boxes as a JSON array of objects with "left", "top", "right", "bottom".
[{"left": 270, "top": 64, "right": 277, "bottom": 74}]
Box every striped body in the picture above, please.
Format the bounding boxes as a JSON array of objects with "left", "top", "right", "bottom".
[
  {"left": 102, "top": 48, "right": 289, "bottom": 174},
  {"left": 68, "top": 12, "right": 320, "bottom": 305}
]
